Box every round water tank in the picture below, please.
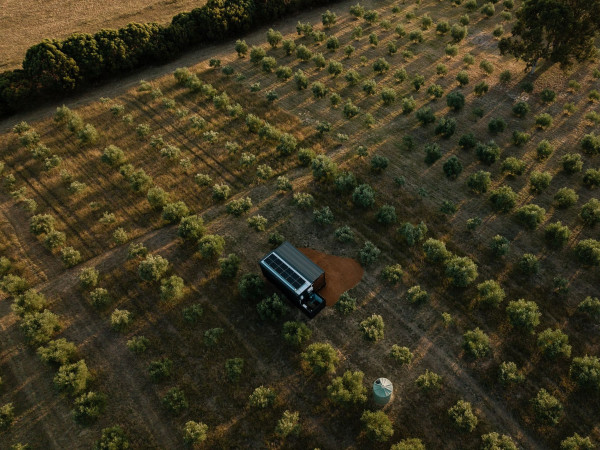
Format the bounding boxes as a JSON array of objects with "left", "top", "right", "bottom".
[{"left": 373, "top": 378, "right": 393, "bottom": 405}]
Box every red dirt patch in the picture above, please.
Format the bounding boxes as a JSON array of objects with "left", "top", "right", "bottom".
[{"left": 298, "top": 248, "right": 364, "bottom": 306}]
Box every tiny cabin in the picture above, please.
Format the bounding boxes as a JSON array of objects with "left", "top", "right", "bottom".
[{"left": 259, "top": 241, "right": 326, "bottom": 318}]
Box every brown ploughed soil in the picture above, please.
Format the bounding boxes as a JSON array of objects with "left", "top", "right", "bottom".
[{"left": 299, "top": 248, "right": 363, "bottom": 306}]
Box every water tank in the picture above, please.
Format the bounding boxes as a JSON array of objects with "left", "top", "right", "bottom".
[{"left": 373, "top": 378, "right": 393, "bottom": 405}]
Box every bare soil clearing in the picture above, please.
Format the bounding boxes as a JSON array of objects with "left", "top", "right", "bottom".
[
  {"left": 0, "top": 0, "right": 204, "bottom": 71},
  {"left": 299, "top": 247, "right": 363, "bottom": 306}
]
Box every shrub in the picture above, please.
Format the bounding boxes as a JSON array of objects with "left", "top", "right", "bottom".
[
  {"left": 435, "top": 117, "right": 457, "bottom": 139},
  {"left": 392, "top": 439, "right": 426, "bottom": 450},
  {"left": 506, "top": 299, "right": 540, "bottom": 332},
  {"left": 110, "top": 309, "right": 131, "bottom": 331},
  {"left": 540, "top": 88, "right": 556, "bottom": 103},
  {"left": 463, "top": 328, "right": 490, "bottom": 358},
  {"left": 224, "top": 358, "right": 244, "bottom": 383},
  {"left": 238, "top": 273, "right": 265, "bottom": 301},
  {"left": 359, "top": 241, "right": 380, "bottom": 266},
  {"left": 481, "top": 433, "right": 517, "bottom": 450},
  {"left": 423, "top": 239, "right": 450, "bottom": 265},
  {"left": 405, "top": 285, "right": 428, "bottom": 304},
  {"left": 554, "top": 188, "right": 579, "bottom": 209},
  {"left": 282, "top": 321, "right": 312, "bottom": 348},
  {"left": 89, "top": 288, "right": 112, "bottom": 309},
  {"left": 371, "top": 155, "right": 389, "bottom": 172},
  {"left": 334, "top": 225, "right": 354, "bottom": 243},
  {"left": 21, "top": 309, "right": 61, "bottom": 345},
  {"left": 443, "top": 156, "right": 462, "bottom": 179},
  {"left": 78, "top": 124, "right": 99, "bottom": 145},
  {"left": 480, "top": 60, "right": 494, "bottom": 75},
  {"left": 489, "top": 186, "right": 517, "bottom": 212},
  {"left": 570, "top": 355, "right": 600, "bottom": 391},
  {"left": 581, "top": 133, "right": 600, "bottom": 154},
  {"left": 560, "top": 434, "right": 594, "bottom": 450},
  {"left": 59, "top": 246, "right": 80, "bottom": 267},
  {"left": 360, "top": 315, "right": 385, "bottom": 341},
  {"left": 276, "top": 410, "right": 301, "bottom": 438},
  {"left": 72, "top": 391, "right": 105, "bottom": 425},
  {"left": 474, "top": 81, "right": 489, "bottom": 96},
  {"left": 445, "top": 256, "right": 478, "bottom": 287},
  {"left": 498, "top": 361, "right": 525, "bottom": 385},
  {"left": 397, "top": 221, "right": 428, "bottom": 247},
  {"left": 352, "top": 184, "right": 375, "bottom": 208},
  {"left": 182, "top": 421, "right": 208, "bottom": 446},
  {"left": 536, "top": 140, "right": 554, "bottom": 160},
  {"left": 101, "top": 145, "right": 125, "bottom": 166},
  {"left": 54, "top": 359, "right": 90, "bottom": 394},
  {"left": 327, "top": 60, "right": 343, "bottom": 77},
  {"left": 447, "top": 91, "right": 466, "bottom": 111},
  {"left": 138, "top": 254, "right": 169, "bottom": 282},
  {"left": 456, "top": 71, "right": 469, "bottom": 86},
  {"left": 335, "top": 292, "right": 357, "bottom": 314},
  {"left": 160, "top": 275, "right": 185, "bottom": 302},
  {"left": 488, "top": 118, "right": 506, "bottom": 134},
  {"left": 177, "top": 215, "right": 205, "bottom": 242},
  {"left": 94, "top": 426, "right": 130, "bottom": 449},
  {"left": 575, "top": 239, "right": 600, "bottom": 265},
  {"left": 512, "top": 101, "right": 530, "bottom": 118},
  {"left": 401, "top": 96, "right": 416, "bottom": 113},
  {"left": 38, "top": 338, "right": 77, "bottom": 365},
  {"left": 302, "top": 342, "right": 339, "bottom": 375},
  {"left": 580, "top": 199, "right": 600, "bottom": 225},
  {"left": 476, "top": 280, "right": 505, "bottom": 308},
  {"left": 529, "top": 172, "right": 552, "bottom": 194},
  {"left": 335, "top": 172, "right": 357, "bottom": 193},
  {"left": 30, "top": 214, "right": 55, "bottom": 235},
  {"left": 501, "top": 157, "right": 526, "bottom": 176},
  {"left": 162, "top": 387, "right": 188, "bottom": 415},
  {"left": 467, "top": 171, "right": 491, "bottom": 194},
  {"left": 312, "top": 53, "right": 327, "bottom": 69},
  {"left": 562, "top": 153, "right": 584, "bottom": 173},
  {"left": 312, "top": 155, "right": 338, "bottom": 182},
  {"left": 518, "top": 253, "right": 540, "bottom": 275},
  {"left": 146, "top": 187, "right": 169, "bottom": 211},
  {"left": 537, "top": 328, "right": 571, "bottom": 359},
  {"left": 361, "top": 410, "right": 394, "bottom": 442},
  {"left": 448, "top": 400, "right": 478, "bottom": 432},
  {"left": 127, "top": 336, "right": 149, "bottom": 354},
  {"left": 445, "top": 44, "right": 459, "bottom": 56},
  {"left": 148, "top": 357, "right": 173, "bottom": 382},
  {"left": 412, "top": 75, "right": 425, "bottom": 91},
  {"left": 416, "top": 369, "right": 443, "bottom": 391},
  {"left": 545, "top": 222, "right": 571, "bottom": 248},
  {"left": 327, "top": 370, "right": 367, "bottom": 407},
  {"left": 451, "top": 24, "right": 468, "bottom": 42},
  {"left": 203, "top": 328, "right": 224, "bottom": 347},
  {"left": 249, "top": 386, "right": 276, "bottom": 409},
  {"left": 583, "top": 169, "right": 600, "bottom": 188},
  {"left": 416, "top": 107, "right": 436, "bottom": 125},
  {"left": 532, "top": 389, "right": 563, "bottom": 425},
  {"left": 256, "top": 294, "right": 286, "bottom": 321},
  {"left": 381, "top": 88, "right": 396, "bottom": 106},
  {"left": 535, "top": 113, "right": 553, "bottom": 129},
  {"left": 198, "top": 234, "right": 225, "bottom": 259},
  {"left": 376, "top": 205, "right": 397, "bottom": 225}
]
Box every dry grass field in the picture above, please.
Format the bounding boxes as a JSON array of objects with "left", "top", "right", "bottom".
[
  {"left": 0, "top": 0, "right": 599, "bottom": 448},
  {"left": 0, "top": 0, "right": 204, "bottom": 71}
]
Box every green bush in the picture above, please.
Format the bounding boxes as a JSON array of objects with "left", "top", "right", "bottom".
[
  {"left": 94, "top": 426, "right": 129, "bottom": 449},
  {"left": 361, "top": 410, "right": 394, "bottom": 442},
  {"left": 443, "top": 156, "right": 462, "bottom": 179},
  {"left": 352, "top": 184, "right": 375, "bottom": 208},
  {"left": 481, "top": 433, "right": 517, "bottom": 450},
  {"left": 176, "top": 215, "right": 205, "bottom": 241},
  {"left": 580, "top": 199, "right": 600, "bottom": 225},
  {"left": 390, "top": 345, "right": 413, "bottom": 365},
  {"left": 54, "top": 359, "right": 90, "bottom": 394},
  {"left": 89, "top": 288, "right": 112, "bottom": 309},
  {"left": 405, "top": 285, "right": 428, "bottom": 304},
  {"left": 335, "top": 292, "right": 357, "bottom": 314},
  {"left": 127, "top": 336, "right": 149, "bottom": 354},
  {"left": 72, "top": 391, "right": 105, "bottom": 425},
  {"left": 282, "top": 321, "right": 312, "bottom": 347},
  {"left": 506, "top": 299, "right": 540, "bottom": 332},
  {"left": 257, "top": 293, "right": 286, "bottom": 321},
  {"left": 562, "top": 153, "right": 583, "bottom": 174},
  {"left": 182, "top": 421, "right": 208, "bottom": 446},
  {"left": 138, "top": 254, "right": 169, "bottom": 282},
  {"left": 535, "top": 113, "right": 553, "bottom": 129},
  {"left": 60, "top": 247, "right": 81, "bottom": 267},
  {"left": 489, "top": 186, "right": 517, "bottom": 212},
  {"left": 312, "top": 155, "right": 338, "bottom": 182},
  {"left": 476, "top": 140, "right": 500, "bottom": 164},
  {"left": 301, "top": 342, "right": 339, "bottom": 375},
  {"left": 488, "top": 118, "right": 506, "bottom": 134},
  {"left": 445, "top": 256, "right": 478, "bottom": 287},
  {"left": 537, "top": 328, "right": 571, "bottom": 359},
  {"left": 360, "top": 314, "right": 385, "bottom": 341},
  {"left": 498, "top": 361, "right": 524, "bottom": 385},
  {"left": 501, "top": 157, "right": 525, "bottom": 176},
  {"left": 476, "top": 280, "right": 505, "bottom": 308},
  {"left": 540, "top": 88, "right": 557, "bottom": 103},
  {"left": 575, "top": 239, "right": 600, "bottom": 265},
  {"left": 423, "top": 239, "right": 450, "bottom": 264},
  {"left": 160, "top": 275, "right": 185, "bottom": 302},
  {"left": 391, "top": 439, "right": 425, "bottom": 450},
  {"left": 474, "top": 81, "right": 489, "bottom": 96},
  {"left": 101, "top": 145, "right": 125, "bottom": 166},
  {"left": 512, "top": 101, "right": 530, "bottom": 117},
  {"left": 198, "top": 234, "right": 225, "bottom": 259},
  {"left": 12, "top": 289, "right": 47, "bottom": 316},
  {"left": 397, "top": 221, "right": 428, "bottom": 247},
  {"left": 225, "top": 358, "right": 244, "bottom": 382},
  {"left": 448, "top": 400, "right": 478, "bottom": 432},
  {"left": 238, "top": 273, "right": 265, "bottom": 301},
  {"left": 162, "top": 387, "right": 188, "bottom": 415},
  {"left": 451, "top": 24, "right": 468, "bottom": 42},
  {"left": 203, "top": 328, "right": 224, "bottom": 347},
  {"left": 463, "top": 328, "right": 490, "bottom": 358},
  {"left": 583, "top": 169, "right": 600, "bottom": 188},
  {"left": 148, "top": 357, "right": 173, "bottom": 382},
  {"left": 467, "top": 170, "right": 491, "bottom": 194},
  {"left": 249, "top": 385, "right": 276, "bottom": 409},
  {"left": 560, "top": 434, "right": 594, "bottom": 450},
  {"left": 531, "top": 389, "right": 563, "bottom": 425},
  {"left": 21, "top": 309, "right": 61, "bottom": 345},
  {"left": 30, "top": 214, "right": 55, "bottom": 235},
  {"left": 545, "top": 222, "right": 571, "bottom": 248},
  {"left": 416, "top": 107, "right": 436, "bottom": 125},
  {"left": 275, "top": 410, "right": 301, "bottom": 438},
  {"left": 327, "top": 370, "right": 367, "bottom": 407},
  {"left": 447, "top": 91, "right": 465, "bottom": 110},
  {"left": 359, "top": 241, "right": 380, "bottom": 266},
  {"left": 37, "top": 338, "right": 77, "bottom": 365},
  {"left": 416, "top": 369, "right": 443, "bottom": 391},
  {"left": 435, "top": 117, "right": 457, "bottom": 139},
  {"left": 570, "top": 355, "right": 600, "bottom": 391}
]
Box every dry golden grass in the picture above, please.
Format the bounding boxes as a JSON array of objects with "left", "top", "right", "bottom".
[
  {"left": 1, "top": 0, "right": 599, "bottom": 448},
  {"left": 0, "top": 0, "right": 204, "bottom": 70}
]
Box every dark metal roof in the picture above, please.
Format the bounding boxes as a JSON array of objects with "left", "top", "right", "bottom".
[{"left": 269, "top": 241, "right": 324, "bottom": 283}]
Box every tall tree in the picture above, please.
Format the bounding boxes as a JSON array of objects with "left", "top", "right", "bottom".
[{"left": 499, "top": 0, "right": 600, "bottom": 69}]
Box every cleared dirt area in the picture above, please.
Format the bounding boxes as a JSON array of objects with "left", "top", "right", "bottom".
[
  {"left": 299, "top": 247, "right": 363, "bottom": 306},
  {"left": 0, "top": 0, "right": 204, "bottom": 71}
]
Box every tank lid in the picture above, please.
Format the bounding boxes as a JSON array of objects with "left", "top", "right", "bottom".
[{"left": 373, "top": 378, "right": 393, "bottom": 397}]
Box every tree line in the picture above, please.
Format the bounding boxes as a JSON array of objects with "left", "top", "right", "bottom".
[{"left": 0, "top": 0, "right": 337, "bottom": 117}]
